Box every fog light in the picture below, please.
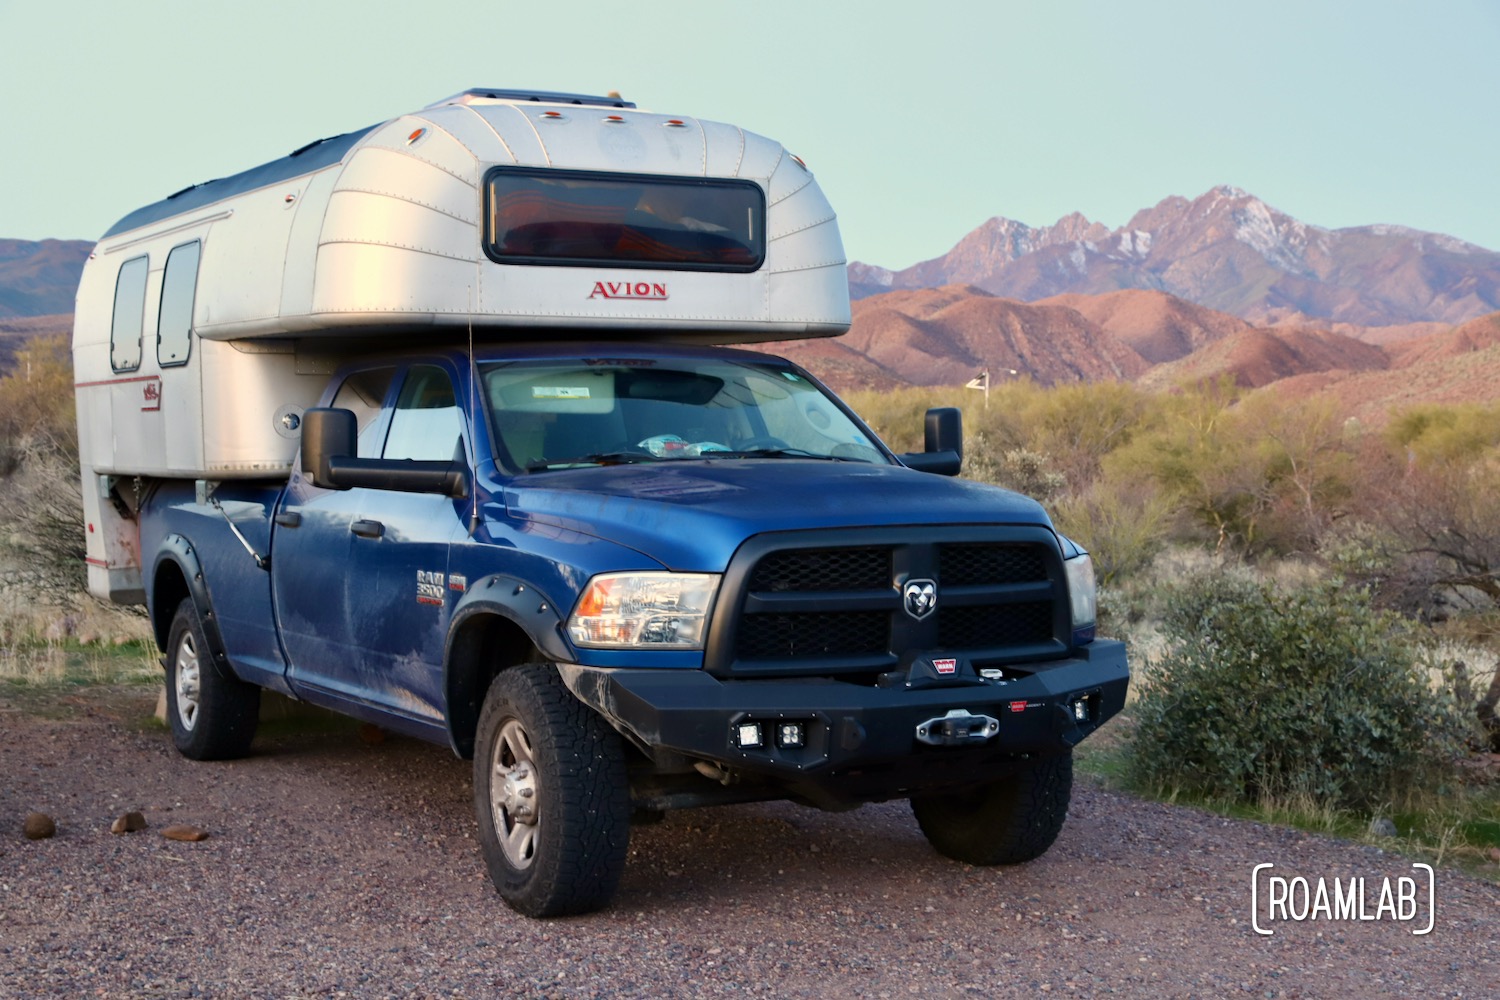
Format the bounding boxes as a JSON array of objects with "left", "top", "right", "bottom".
[
  {"left": 1072, "top": 698, "right": 1089, "bottom": 721},
  {"left": 776, "top": 722, "right": 805, "bottom": 748},
  {"left": 735, "top": 722, "right": 763, "bottom": 749}
]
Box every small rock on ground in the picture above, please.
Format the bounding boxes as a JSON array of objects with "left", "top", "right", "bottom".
[
  {"left": 23, "top": 812, "right": 56, "bottom": 840},
  {"left": 110, "top": 811, "right": 147, "bottom": 835}
]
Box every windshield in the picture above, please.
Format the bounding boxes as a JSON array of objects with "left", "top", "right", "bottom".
[{"left": 480, "top": 357, "right": 890, "bottom": 473}]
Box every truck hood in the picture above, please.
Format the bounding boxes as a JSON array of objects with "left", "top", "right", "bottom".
[{"left": 503, "top": 460, "right": 1054, "bottom": 571}]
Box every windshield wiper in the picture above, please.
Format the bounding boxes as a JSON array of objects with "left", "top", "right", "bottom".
[
  {"left": 703, "top": 448, "right": 856, "bottom": 462},
  {"left": 526, "top": 451, "right": 661, "bottom": 472}
]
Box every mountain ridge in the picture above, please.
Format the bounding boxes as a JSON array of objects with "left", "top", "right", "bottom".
[{"left": 851, "top": 187, "right": 1500, "bottom": 329}]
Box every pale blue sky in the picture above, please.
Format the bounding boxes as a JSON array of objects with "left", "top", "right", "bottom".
[{"left": 2, "top": 0, "right": 1496, "bottom": 269}]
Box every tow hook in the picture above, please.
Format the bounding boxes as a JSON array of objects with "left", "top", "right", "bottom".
[{"left": 915, "top": 709, "right": 1000, "bottom": 747}]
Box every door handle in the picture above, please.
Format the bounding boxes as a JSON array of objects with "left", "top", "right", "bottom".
[
  {"left": 351, "top": 519, "right": 384, "bottom": 539},
  {"left": 273, "top": 512, "right": 302, "bottom": 528}
]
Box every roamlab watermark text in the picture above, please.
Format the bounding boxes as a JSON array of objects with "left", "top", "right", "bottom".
[{"left": 1251, "top": 863, "right": 1435, "bottom": 936}]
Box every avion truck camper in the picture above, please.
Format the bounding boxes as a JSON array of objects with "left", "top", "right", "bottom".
[{"left": 74, "top": 89, "right": 1128, "bottom": 917}]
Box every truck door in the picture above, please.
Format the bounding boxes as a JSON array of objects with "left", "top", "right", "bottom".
[
  {"left": 272, "top": 363, "right": 395, "bottom": 702},
  {"left": 272, "top": 363, "right": 468, "bottom": 732},
  {"left": 332, "top": 364, "right": 469, "bottom": 724}
]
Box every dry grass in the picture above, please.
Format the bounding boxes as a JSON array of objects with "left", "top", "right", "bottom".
[{"left": 0, "top": 592, "right": 157, "bottom": 688}]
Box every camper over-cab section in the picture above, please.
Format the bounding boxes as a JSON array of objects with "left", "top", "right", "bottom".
[{"left": 73, "top": 88, "right": 850, "bottom": 602}]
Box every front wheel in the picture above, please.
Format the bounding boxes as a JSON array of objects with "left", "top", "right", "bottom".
[
  {"left": 473, "top": 663, "right": 631, "bottom": 918},
  {"left": 165, "top": 597, "right": 260, "bottom": 760},
  {"left": 911, "top": 751, "right": 1073, "bottom": 865}
]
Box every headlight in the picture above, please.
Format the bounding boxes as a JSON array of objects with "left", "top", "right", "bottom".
[
  {"left": 1063, "top": 552, "right": 1097, "bottom": 631},
  {"left": 567, "top": 572, "right": 720, "bottom": 649}
]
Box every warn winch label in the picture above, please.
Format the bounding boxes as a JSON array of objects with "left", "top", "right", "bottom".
[
  {"left": 933, "top": 658, "right": 957, "bottom": 675},
  {"left": 589, "top": 281, "right": 668, "bottom": 300}
]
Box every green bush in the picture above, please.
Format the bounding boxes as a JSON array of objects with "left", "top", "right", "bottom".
[{"left": 1126, "top": 575, "right": 1470, "bottom": 810}]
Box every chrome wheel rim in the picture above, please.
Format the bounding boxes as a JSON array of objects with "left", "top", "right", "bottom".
[
  {"left": 490, "top": 718, "right": 539, "bottom": 869},
  {"left": 174, "top": 631, "right": 202, "bottom": 732}
]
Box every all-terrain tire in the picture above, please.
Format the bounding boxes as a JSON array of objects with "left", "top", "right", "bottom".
[
  {"left": 165, "top": 597, "right": 260, "bottom": 761},
  {"left": 473, "top": 662, "right": 631, "bottom": 918},
  {"left": 911, "top": 751, "right": 1073, "bottom": 865}
]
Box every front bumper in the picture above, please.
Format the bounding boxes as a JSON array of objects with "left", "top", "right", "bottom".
[{"left": 560, "top": 639, "right": 1128, "bottom": 804}]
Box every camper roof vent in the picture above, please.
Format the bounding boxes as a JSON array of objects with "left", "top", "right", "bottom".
[{"left": 426, "top": 89, "right": 635, "bottom": 111}]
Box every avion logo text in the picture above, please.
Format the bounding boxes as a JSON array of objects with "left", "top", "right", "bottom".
[{"left": 589, "top": 281, "right": 668, "bottom": 300}]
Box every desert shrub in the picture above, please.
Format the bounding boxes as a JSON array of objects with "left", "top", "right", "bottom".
[
  {"left": 1386, "top": 401, "right": 1500, "bottom": 466},
  {"left": 965, "top": 442, "right": 1067, "bottom": 501},
  {"left": 0, "top": 334, "right": 76, "bottom": 473},
  {"left": 842, "top": 387, "right": 959, "bottom": 456},
  {"left": 1051, "top": 479, "right": 1175, "bottom": 585},
  {"left": 1104, "top": 387, "right": 1355, "bottom": 558},
  {"left": 1126, "top": 575, "right": 1471, "bottom": 811},
  {"left": 0, "top": 333, "right": 85, "bottom": 597},
  {"left": 0, "top": 453, "right": 87, "bottom": 598}
]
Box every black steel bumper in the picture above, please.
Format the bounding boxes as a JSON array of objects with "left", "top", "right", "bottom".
[{"left": 560, "top": 640, "right": 1129, "bottom": 801}]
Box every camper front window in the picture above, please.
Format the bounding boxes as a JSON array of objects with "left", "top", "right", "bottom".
[{"left": 484, "top": 168, "right": 764, "bottom": 272}]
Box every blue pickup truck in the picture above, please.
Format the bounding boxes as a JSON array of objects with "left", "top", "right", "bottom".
[
  {"left": 139, "top": 343, "right": 1128, "bottom": 916},
  {"left": 73, "top": 89, "right": 1127, "bottom": 916}
]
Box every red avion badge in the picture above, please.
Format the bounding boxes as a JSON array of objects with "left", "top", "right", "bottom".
[
  {"left": 933, "top": 658, "right": 957, "bottom": 675},
  {"left": 589, "top": 280, "right": 669, "bottom": 300}
]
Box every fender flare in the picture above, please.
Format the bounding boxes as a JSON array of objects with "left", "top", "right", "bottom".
[
  {"left": 447, "top": 573, "right": 574, "bottom": 663},
  {"left": 151, "top": 533, "right": 236, "bottom": 678},
  {"left": 442, "top": 573, "right": 575, "bottom": 755}
]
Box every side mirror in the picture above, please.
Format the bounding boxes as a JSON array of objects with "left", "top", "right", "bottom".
[
  {"left": 900, "top": 407, "right": 962, "bottom": 476},
  {"left": 299, "top": 406, "right": 469, "bottom": 498},
  {"left": 301, "top": 408, "right": 356, "bottom": 490}
]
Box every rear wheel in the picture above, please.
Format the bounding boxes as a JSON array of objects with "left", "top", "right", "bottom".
[
  {"left": 473, "top": 662, "right": 631, "bottom": 917},
  {"left": 165, "top": 597, "right": 260, "bottom": 760},
  {"left": 911, "top": 751, "right": 1073, "bottom": 865}
]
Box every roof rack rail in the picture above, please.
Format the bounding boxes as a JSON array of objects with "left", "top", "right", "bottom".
[{"left": 424, "top": 88, "right": 635, "bottom": 110}]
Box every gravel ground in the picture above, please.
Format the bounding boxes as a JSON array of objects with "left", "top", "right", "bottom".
[{"left": 3, "top": 685, "right": 1497, "bottom": 999}]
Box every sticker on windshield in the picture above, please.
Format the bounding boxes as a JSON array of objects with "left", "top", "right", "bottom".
[
  {"left": 780, "top": 372, "right": 802, "bottom": 382},
  {"left": 532, "top": 386, "right": 591, "bottom": 400}
]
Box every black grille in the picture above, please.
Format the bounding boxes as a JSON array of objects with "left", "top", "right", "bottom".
[
  {"left": 718, "top": 531, "right": 1067, "bottom": 675},
  {"left": 737, "top": 612, "right": 889, "bottom": 659},
  {"left": 937, "top": 602, "right": 1055, "bottom": 649},
  {"left": 939, "top": 544, "right": 1048, "bottom": 586},
  {"left": 747, "top": 547, "right": 891, "bottom": 592}
]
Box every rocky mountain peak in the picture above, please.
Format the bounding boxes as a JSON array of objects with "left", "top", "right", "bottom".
[{"left": 853, "top": 188, "right": 1500, "bottom": 327}]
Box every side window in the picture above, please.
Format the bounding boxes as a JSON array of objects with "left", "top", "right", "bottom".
[
  {"left": 156, "top": 241, "right": 201, "bottom": 367},
  {"left": 110, "top": 255, "right": 149, "bottom": 372},
  {"left": 330, "top": 366, "right": 397, "bottom": 458},
  {"left": 384, "top": 366, "right": 464, "bottom": 462}
]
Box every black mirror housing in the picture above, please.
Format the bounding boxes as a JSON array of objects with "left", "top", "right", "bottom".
[
  {"left": 924, "top": 407, "right": 963, "bottom": 461},
  {"left": 301, "top": 408, "right": 357, "bottom": 489},
  {"left": 899, "top": 407, "right": 963, "bottom": 476}
]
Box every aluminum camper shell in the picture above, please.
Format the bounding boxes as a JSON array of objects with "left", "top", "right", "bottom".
[{"left": 73, "top": 89, "right": 850, "bottom": 603}]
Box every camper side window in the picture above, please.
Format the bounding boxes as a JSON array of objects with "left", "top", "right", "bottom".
[
  {"left": 330, "top": 366, "right": 397, "bottom": 458},
  {"left": 110, "top": 256, "right": 149, "bottom": 372},
  {"left": 157, "top": 241, "right": 201, "bottom": 367}
]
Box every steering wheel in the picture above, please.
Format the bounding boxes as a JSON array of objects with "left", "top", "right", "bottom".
[{"left": 733, "top": 436, "right": 791, "bottom": 452}]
